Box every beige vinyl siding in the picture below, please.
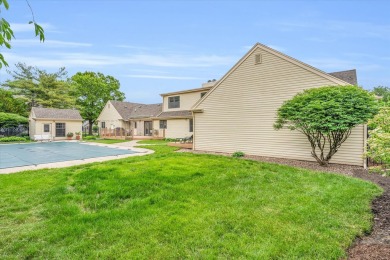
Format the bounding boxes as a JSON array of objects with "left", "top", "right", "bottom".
[
  {"left": 163, "top": 119, "right": 192, "bottom": 138},
  {"left": 30, "top": 120, "right": 82, "bottom": 140},
  {"left": 97, "top": 101, "right": 126, "bottom": 129},
  {"left": 194, "top": 47, "right": 364, "bottom": 166},
  {"left": 163, "top": 90, "right": 206, "bottom": 112},
  {"left": 28, "top": 111, "right": 36, "bottom": 138}
]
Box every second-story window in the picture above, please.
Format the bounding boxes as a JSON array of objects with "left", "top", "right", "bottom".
[{"left": 168, "top": 96, "right": 180, "bottom": 108}]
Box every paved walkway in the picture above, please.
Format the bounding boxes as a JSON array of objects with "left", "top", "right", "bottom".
[{"left": 0, "top": 141, "right": 153, "bottom": 174}]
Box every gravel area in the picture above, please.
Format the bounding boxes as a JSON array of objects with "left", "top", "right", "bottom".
[{"left": 179, "top": 149, "right": 390, "bottom": 259}]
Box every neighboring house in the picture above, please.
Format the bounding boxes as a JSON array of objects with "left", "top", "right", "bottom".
[
  {"left": 29, "top": 107, "right": 83, "bottom": 140},
  {"left": 155, "top": 81, "right": 215, "bottom": 138},
  {"left": 97, "top": 81, "right": 216, "bottom": 139},
  {"left": 97, "top": 101, "right": 162, "bottom": 137},
  {"left": 191, "top": 43, "right": 365, "bottom": 166}
]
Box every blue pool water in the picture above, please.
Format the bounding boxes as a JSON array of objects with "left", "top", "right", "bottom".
[{"left": 0, "top": 142, "right": 136, "bottom": 169}]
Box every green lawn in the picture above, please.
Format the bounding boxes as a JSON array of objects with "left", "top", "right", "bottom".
[
  {"left": 84, "top": 139, "right": 130, "bottom": 144},
  {"left": 137, "top": 139, "right": 169, "bottom": 145},
  {"left": 0, "top": 144, "right": 382, "bottom": 259}
]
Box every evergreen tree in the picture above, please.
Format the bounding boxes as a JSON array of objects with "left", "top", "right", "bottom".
[{"left": 2, "top": 63, "right": 75, "bottom": 110}]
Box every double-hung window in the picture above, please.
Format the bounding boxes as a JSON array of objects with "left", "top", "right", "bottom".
[
  {"left": 168, "top": 96, "right": 180, "bottom": 109},
  {"left": 159, "top": 120, "right": 167, "bottom": 129},
  {"left": 43, "top": 124, "right": 50, "bottom": 133}
]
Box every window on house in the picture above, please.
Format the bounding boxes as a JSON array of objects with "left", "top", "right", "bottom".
[
  {"left": 55, "top": 123, "right": 66, "bottom": 137},
  {"left": 134, "top": 122, "right": 137, "bottom": 128},
  {"left": 101, "top": 122, "right": 106, "bottom": 128},
  {"left": 189, "top": 119, "right": 193, "bottom": 132},
  {"left": 159, "top": 120, "right": 167, "bottom": 129},
  {"left": 43, "top": 124, "right": 50, "bottom": 133},
  {"left": 200, "top": 92, "right": 207, "bottom": 98},
  {"left": 168, "top": 96, "right": 180, "bottom": 109}
]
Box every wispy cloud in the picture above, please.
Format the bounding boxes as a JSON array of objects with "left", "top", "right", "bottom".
[
  {"left": 113, "top": 44, "right": 150, "bottom": 50},
  {"left": 125, "top": 74, "right": 201, "bottom": 80},
  {"left": 278, "top": 20, "right": 390, "bottom": 40},
  {"left": 11, "top": 39, "right": 92, "bottom": 48},
  {"left": 10, "top": 23, "right": 57, "bottom": 33},
  {"left": 267, "top": 45, "right": 286, "bottom": 52},
  {"left": 2, "top": 51, "right": 235, "bottom": 68},
  {"left": 305, "top": 58, "right": 382, "bottom": 72}
]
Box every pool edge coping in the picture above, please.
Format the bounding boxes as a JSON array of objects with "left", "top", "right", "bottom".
[{"left": 0, "top": 141, "right": 153, "bottom": 174}]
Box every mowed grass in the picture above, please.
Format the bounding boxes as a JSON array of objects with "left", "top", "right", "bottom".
[{"left": 0, "top": 144, "right": 382, "bottom": 259}]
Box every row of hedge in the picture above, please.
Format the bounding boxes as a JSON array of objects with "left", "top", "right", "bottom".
[{"left": 0, "top": 136, "right": 30, "bottom": 142}]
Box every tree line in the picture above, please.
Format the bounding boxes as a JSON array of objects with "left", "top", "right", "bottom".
[{"left": 0, "top": 63, "right": 125, "bottom": 135}]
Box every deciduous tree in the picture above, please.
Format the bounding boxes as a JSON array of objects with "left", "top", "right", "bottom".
[
  {"left": 372, "top": 86, "right": 390, "bottom": 104},
  {"left": 71, "top": 72, "right": 125, "bottom": 135},
  {"left": 274, "top": 86, "right": 378, "bottom": 166},
  {"left": 0, "top": 0, "right": 45, "bottom": 68}
]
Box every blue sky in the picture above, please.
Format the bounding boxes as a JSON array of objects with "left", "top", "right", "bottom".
[{"left": 1, "top": 0, "right": 389, "bottom": 104}]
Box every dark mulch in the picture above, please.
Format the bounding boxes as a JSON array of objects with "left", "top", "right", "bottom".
[
  {"left": 179, "top": 149, "right": 390, "bottom": 259},
  {"left": 348, "top": 169, "right": 390, "bottom": 260}
]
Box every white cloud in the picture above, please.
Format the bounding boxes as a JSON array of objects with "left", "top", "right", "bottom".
[
  {"left": 278, "top": 20, "right": 390, "bottom": 40},
  {"left": 11, "top": 39, "right": 92, "bottom": 48},
  {"left": 125, "top": 75, "right": 201, "bottom": 80},
  {"left": 305, "top": 58, "right": 382, "bottom": 72},
  {"left": 10, "top": 23, "right": 56, "bottom": 33},
  {"left": 2, "top": 51, "right": 235, "bottom": 68},
  {"left": 267, "top": 45, "right": 286, "bottom": 52}
]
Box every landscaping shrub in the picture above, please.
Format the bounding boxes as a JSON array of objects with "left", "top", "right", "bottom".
[
  {"left": 84, "top": 135, "right": 97, "bottom": 140},
  {"left": 0, "top": 112, "right": 28, "bottom": 128},
  {"left": 0, "top": 136, "right": 29, "bottom": 142},
  {"left": 232, "top": 151, "right": 245, "bottom": 158},
  {"left": 366, "top": 106, "right": 390, "bottom": 174},
  {"left": 274, "top": 86, "right": 378, "bottom": 166}
]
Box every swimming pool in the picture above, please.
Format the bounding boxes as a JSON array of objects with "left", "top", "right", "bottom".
[{"left": 0, "top": 142, "right": 137, "bottom": 169}]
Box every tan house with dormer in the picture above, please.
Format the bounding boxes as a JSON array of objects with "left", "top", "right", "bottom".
[
  {"left": 97, "top": 81, "right": 216, "bottom": 139},
  {"left": 191, "top": 43, "right": 365, "bottom": 166}
]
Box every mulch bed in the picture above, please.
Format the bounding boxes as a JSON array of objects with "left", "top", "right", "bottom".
[{"left": 179, "top": 149, "right": 390, "bottom": 259}]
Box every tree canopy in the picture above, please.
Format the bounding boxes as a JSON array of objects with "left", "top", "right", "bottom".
[
  {"left": 71, "top": 71, "right": 125, "bottom": 135},
  {"left": 0, "top": 88, "right": 28, "bottom": 116},
  {"left": 2, "top": 63, "right": 75, "bottom": 110},
  {"left": 274, "top": 85, "right": 378, "bottom": 166},
  {"left": 0, "top": 0, "right": 45, "bottom": 68},
  {"left": 372, "top": 86, "right": 390, "bottom": 104}
]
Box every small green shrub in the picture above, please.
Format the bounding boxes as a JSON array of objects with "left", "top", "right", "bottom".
[
  {"left": 84, "top": 136, "right": 97, "bottom": 140},
  {"left": 232, "top": 151, "right": 245, "bottom": 158},
  {"left": 93, "top": 125, "right": 99, "bottom": 133},
  {"left": 164, "top": 138, "right": 177, "bottom": 142},
  {"left": 0, "top": 136, "right": 29, "bottom": 142},
  {"left": 66, "top": 132, "right": 74, "bottom": 137}
]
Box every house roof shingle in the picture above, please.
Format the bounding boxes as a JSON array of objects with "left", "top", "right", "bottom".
[
  {"left": 31, "top": 107, "right": 82, "bottom": 120},
  {"left": 328, "top": 69, "right": 358, "bottom": 85},
  {"left": 157, "top": 110, "right": 192, "bottom": 119},
  {"left": 110, "top": 101, "right": 162, "bottom": 120}
]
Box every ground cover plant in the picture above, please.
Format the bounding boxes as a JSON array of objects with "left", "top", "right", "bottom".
[
  {"left": 0, "top": 136, "right": 29, "bottom": 143},
  {"left": 0, "top": 143, "right": 382, "bottom": 259}
]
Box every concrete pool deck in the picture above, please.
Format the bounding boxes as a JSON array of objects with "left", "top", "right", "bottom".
[{"left": 0, "top": 140, "right": 153, "bottom": 174}]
